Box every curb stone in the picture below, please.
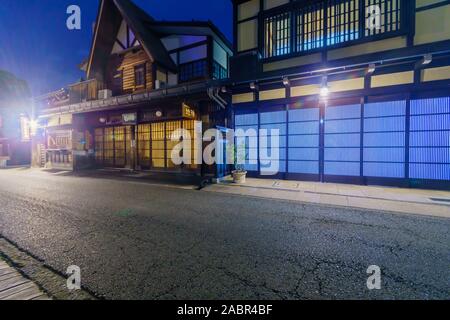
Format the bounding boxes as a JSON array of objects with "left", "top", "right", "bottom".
[{"left": 0, "top": 237, "right": 97, "bottom": 300}]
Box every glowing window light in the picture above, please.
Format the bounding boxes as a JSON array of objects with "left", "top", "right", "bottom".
[{"left": 20, "top": 116, "right": 31, "bottom": 141}]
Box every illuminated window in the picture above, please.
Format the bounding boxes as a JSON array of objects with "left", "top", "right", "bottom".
[
  {"left": 114, "top": 126, "right": 127, "bottom": 167},
  {"left": 264, "top": 12, "right": 291, "bottom": 58},
  {"left": 262, "top": 0, "right": 404, "bottom": 58},
  {"left": 183, "top": 120, "right": 200, "bottom": 170},
  {"left": 327, "top": 0, "right": 360, "bottom": 46},
  {"left": 364, "top": 0, "right": 401, "bottom": 36},
  {"left": 151, "top": 122, "right": 166, "bottom": 168},
  {"left": 137, "top": 124, "right": 151, "bottom": 169},
  {"left": 165, "top": 121, "right": 182, "bottom": 168},
  {"left": 95, "top": 128, "right": 104, "bottom": 165},
  {"left": 296, "top": 4, "right": 325, "bottom": 51},
  {"left": 104, "top": 127, "right": 115, "bottom": 167}
]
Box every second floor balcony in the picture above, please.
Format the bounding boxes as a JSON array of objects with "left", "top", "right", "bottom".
[
  {"left": 68, "top": 79, "right": 105, "bottom": 104},
  {"left": 261, "top": 0, "right": 409, "bottom": 61}
]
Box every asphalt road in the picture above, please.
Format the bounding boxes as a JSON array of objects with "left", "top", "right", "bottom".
[{"left": 0, "top": 168, "right": 448, "bottom": 300}]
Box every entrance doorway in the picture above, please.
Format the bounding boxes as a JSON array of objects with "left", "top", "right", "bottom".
[
  {"left": 216, "top": 126, "right": 231, "bottom": 179},
  {"left": 94, "top": 126, "right": 133, "bottom": 168},
  {"left": 135, "top": 120, "right": 200, "bottom": 171}
]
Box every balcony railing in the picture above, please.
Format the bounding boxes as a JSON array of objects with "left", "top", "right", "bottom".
[{"left": 68, "top": 79, "right": 105, "bottom": 104}]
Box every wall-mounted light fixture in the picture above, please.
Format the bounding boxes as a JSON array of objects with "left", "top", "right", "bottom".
[
  {"left": 221, "top": 86, "right": 227, "bottom": 93},
  {"left": 366, "top": 63, "right": 376, "bottom": 75},
  {"left": 249, "top": 82, "right": 257, "bottom": 90},
  {"left": 99, "top": 117, "right": 107, "bottom": 124},
  {"left": 282, "top": 76, "right": 290, "bottom": 87},
  {"left": 421, "top": 54, "right": 433, "bottom": 66},
  {"left": 320, "top": 76, "right": 329, "bottom": 98}
]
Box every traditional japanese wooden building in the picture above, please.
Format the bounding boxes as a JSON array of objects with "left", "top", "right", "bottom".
[
  {"left": 230, "top": 0, "right": 450, "bottom": 189},
  {"left": 34, "top": 0, "right": 232, "bottom": 180}
]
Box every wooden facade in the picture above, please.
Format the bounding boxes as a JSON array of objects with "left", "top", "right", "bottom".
[
  {"left": 230, "top": 0, "right": 450, "bottom": 189},
  {"left": 34, "top": 0, "right": 232, "bottom": 179},
  {"left": 107, "top": 48, "right": 153, "bottom": 95}
]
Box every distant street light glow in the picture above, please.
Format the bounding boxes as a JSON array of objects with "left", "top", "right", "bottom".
[{"left": 29, "top": 119, "right": 38, "bottom": 136}]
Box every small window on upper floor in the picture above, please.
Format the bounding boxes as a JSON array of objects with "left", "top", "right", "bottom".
[
  {"left": 264, "top": 12, "right": 292, "bottom": 58},
  {"left": 134, "top": 64, "right": 146, "bottom": 87},
  {"left": 112, "top": 70, "right": 123, "bottom": 95}
]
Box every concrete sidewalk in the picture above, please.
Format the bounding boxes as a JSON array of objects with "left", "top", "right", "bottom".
[
  {"left": 205, "top": 178, "right": 450, "bottom": 218},
  {"left": 0, "top": 259, "right": 51, "bottom": 300}
]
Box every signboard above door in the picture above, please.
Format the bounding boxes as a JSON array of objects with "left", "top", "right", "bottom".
[
  {"left": 122, "top": 112, "right": 137, "bottom": 124},
  {"left": 182, "top": 103, "right": 197, "bottom": 120}
]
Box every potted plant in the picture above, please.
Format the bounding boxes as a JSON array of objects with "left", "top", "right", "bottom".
[{"left": 231, "top": 143, "right": 247, "bottom": 184}]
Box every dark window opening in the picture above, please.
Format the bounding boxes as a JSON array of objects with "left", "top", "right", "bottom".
[
  {"left": 134, "top": 64, "right": 146, "bottom": 87},
  {"left": 213, "top": 61, "right": 228, "bottom": 80},
  {"left": 112, "top": 70, "right": 123, "bottom": 95},
  {"left": 179, "top": 60, "right": 208, "bottom": 83}
]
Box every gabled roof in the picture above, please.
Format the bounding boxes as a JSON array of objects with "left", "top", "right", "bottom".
[
  {"left": 86, "top": 0, "right": 233, "bottom": 80},
  {"left": 146, "top": 20, "right": 233, "bottom": 55},
  {"left": 86, "top": 0, "right": 177, "bottom": 79},
  {"left": 113, "top": 0, "right": 177, "bottom": 71}
]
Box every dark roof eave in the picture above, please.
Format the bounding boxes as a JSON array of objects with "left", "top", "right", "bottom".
[
  {"left": 113, "top": 0, "right": 178, "bottom": 73},
  {"left": 38, "top": 82, "right": 211, "bottom": 118},
  {"left": 148, "top": 20, "right": 233, "bottom": 52}
]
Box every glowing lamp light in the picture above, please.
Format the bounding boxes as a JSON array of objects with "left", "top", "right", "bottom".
[
  {"left": 422, "top": 54, "right": 433, "bottom": 66},
  {"left": 20, "top": 116, "right": 38, "bottom": 140},
  {"left": 320, "top": 76, "right": 329, "bottom": 98},
  {"left": 367, "top": 63, "right": 376, "bottom": 75},
  {"left": 320, "top": 86, "right": 329, "bottom": 97},
  {"left": 29, "top": 119, "right": 38, "bottom": 136}
]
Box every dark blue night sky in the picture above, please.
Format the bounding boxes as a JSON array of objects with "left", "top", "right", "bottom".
[{"left": 0, "top": 0, "right": 232, "bottom": 96}]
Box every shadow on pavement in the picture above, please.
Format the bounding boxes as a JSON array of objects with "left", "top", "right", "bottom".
[{"left": 44, "top": 168, "right": 208, "bottom": 188}]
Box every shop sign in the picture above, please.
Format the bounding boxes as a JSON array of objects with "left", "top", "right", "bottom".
[
  {"left": 122, "top": 113, "right": 137, "bottom": 124},
  {"left": 20, "top": 116, "right": 31, "bottom": 142},
  {"left": 48, "top": 130, "right": 72, "bottom": 150},
  {"left": 182, "top": 103, "right": 196, "bottom": 119}
]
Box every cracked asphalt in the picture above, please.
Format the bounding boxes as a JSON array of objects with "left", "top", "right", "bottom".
[{"left": 0, "top": 168, "right": 449, "bottom": 300}]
